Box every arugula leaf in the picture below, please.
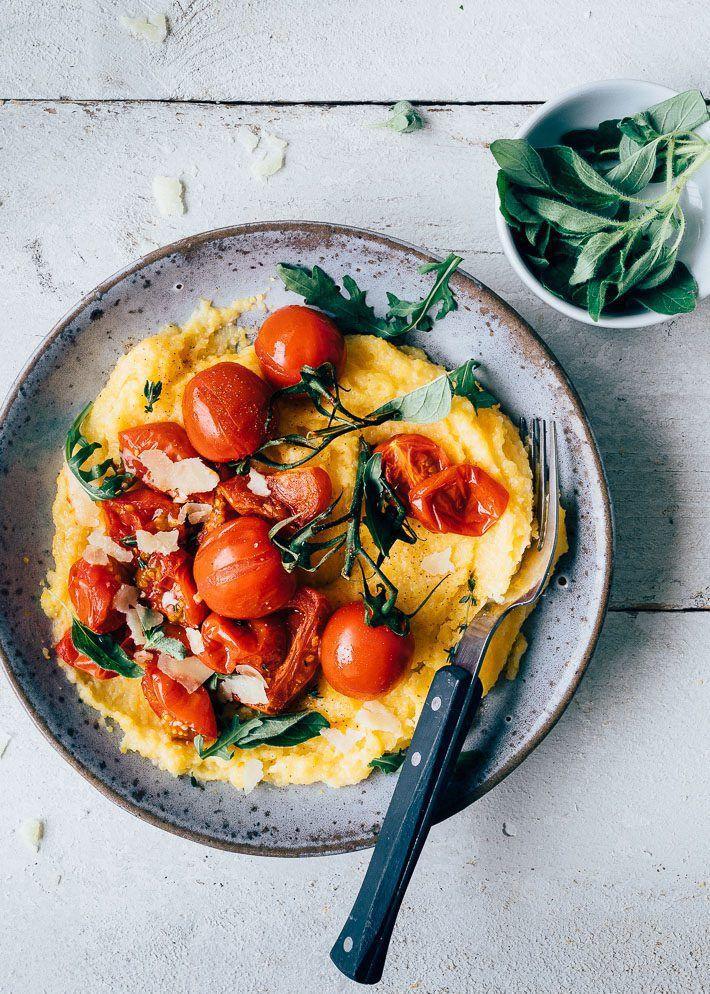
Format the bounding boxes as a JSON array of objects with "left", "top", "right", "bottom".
[
  {"left": 143, "top": 380, "right": 162, "bottom": 413},
  {"left": 490, "top": 139, "right": 555, "bottom": 192},
  {"left": 448, "top": 359, "right": 498, "bottom": 411},
  {"left": 276, "top": 255, "right": 462, "bottom": 341},
  {"left": 194, "top": 710, "right": 329, "bottom": 760},
  {"left": 70, "top": 618, "right": 144, "bottom": 678},
  {"left": 362, "top": 452, "right": 416, "bottom": 559},
  {"left": 377, "top": 100, "right": 424, "bottom": 133},
  {"left": 369, "top": 749, "right": 407, "bottom": 772},
  {"left": 65, "top": 404, "right": 135, "bottom": 502}
]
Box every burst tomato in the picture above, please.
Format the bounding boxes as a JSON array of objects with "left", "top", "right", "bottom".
[
  {"left": 374, "top": 433, "right": 451, "bottom": 508},
  {"left": 182, "top": 362, "right": 272, "bottom": 463},
  {"left": 55, "top": 629, "right": 118, "bottom": 680},
  {"left": 255, "top": 304, "right": 346, "bottom": 388},
  {"left": 409, "top": 463, "right": 509, "bottom": 537},
  {"left": 192, "top": 516, "right": 296, "bottom": 619},
  {"left": 219, "top": 466, "right": 332, "bottom": 528},
  {"left": 320, "top": 601, "right": 413, "bottom": 700},
  {"left": 102, "top": 485, "right": 179, "bottom": 544},
  {"left": 67, "top": 559, "right": 124, "bottom": 634},
  {"left": 136, "top": 549, "right": 207, "bottom": 628},
  {"left": 199, "top": 612, "right": 288, "bottom": 675},
  {"left": 141, "top": 660, "right": 217, "bottom": 739},
  {"left": 119, "top": 421, "right": 198, "bottom": 484}
]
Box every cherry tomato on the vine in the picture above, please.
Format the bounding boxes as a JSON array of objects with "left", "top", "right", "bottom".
[
  {"left": 319, "top": 601, "right": 413, "bottom": 700},
  {"left": 192, "top": 516, "right": 296, "bottom": 620},
  {"left": 255, "top": 304, "right": 346, "bottom": 388},
  {"left": 409, "top": 463, "right": 509, "bottom": 537},
  {"left": 182, "top": 362, "right": 272, "bottom": 463}
]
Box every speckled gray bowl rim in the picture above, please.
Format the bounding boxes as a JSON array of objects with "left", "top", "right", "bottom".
[{"left": 0, "top": 221, "right": 613, "bottom": 856}]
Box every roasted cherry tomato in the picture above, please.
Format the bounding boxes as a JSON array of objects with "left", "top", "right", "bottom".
[
  {"left": 102, "top": 485, "right": 179, "bottom": 544},
  {"left": 200, "top": 612, "right": 288, "bottom": 675},
  {"left": 374, "top": 433, "right": 451, "bottom": 508},
  {"left": 182, "top": 362, "right": 272, "bottom": 463},
  {"left": 409, "top": 463, "right": 509, "bottom": 537},
  {"left": 136, "top": 549, "right": 207, "bottom": 628},
  {"left": 219, "top": 466, "right": 332, "bottom": 528},
  {"left": 68, "top": 559, "right": 124, "bottom": 634},
  {"left": 320, "top": 601, "right": 413, "bottom": 700},
  {"left": 193, "top": 516, "right": 296, "bottom": 619},
  {"left": 55, "top": 629, "right": 118, "bottom": 680},
  {"left": 119, "top": 421, "right": 199, "bottom": 485},
  {"left": 198, "top": 492, "right": 233, "bottom": 545},
  {"left": 255, "top": 304, "right": 346, "bottom": 388},
  {"left": 141, "top": 660, "right": 217, "bottom": 739}
]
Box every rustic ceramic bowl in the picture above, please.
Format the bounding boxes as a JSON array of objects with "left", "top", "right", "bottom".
[
  {"left": 496, "top": 79, "right": 710, "bottom": 328},
  {"left": 0, "top": 222, "right": 613, "bottom": 855}
]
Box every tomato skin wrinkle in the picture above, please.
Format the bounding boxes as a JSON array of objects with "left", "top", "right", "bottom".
[
  {"left": 220, "top": 466, "right": 332, "bottom": 528},
  {"left": 255, "top": 304, "right": 346, "bottom": 388},
  {"left": 68, "top": 559, "right": 124, "bottom": 634},
  {"left": 182, "top": 363, "right": 272, "bottom": 463},
  {"left": 200, "top": 612, "right": 288, "bottom": 675},
  {"left": 409, "top": 463, "right": 509, "bottom": 537},
  {"left": 102, "top": 485, "right": 179, "bottom": 543},
  {"left": 320, "top": 601, "right": 413, "bottom": 700},
  {"left": 193, "top": 516, "right": 296, "bottom": 620}
]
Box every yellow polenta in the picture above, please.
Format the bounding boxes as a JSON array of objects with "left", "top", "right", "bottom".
[{"left": 42, "top": 297, "right": 566, "bottom": 790}]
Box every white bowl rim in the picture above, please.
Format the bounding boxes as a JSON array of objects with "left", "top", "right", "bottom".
[{"left": 495, "top": 78, "right": 691, "bottom": 329}]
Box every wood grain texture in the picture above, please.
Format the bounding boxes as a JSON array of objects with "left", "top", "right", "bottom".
[
  {"left": 1, "top": 0, "right": 709, "bottom": 102},
  {"left": 2, "top": 100, "right": 708, "bottom": 609},
  {"left": 1, "top": 611, "right": 708, "bottom": 992}
]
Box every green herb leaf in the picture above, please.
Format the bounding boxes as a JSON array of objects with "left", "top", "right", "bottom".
[
  {"left": 376, "top": 100, "right": 425, "bottom": 133},
  {"left": 143, "top": 380, "right": 162, "bottom": 413},
  {"left": 70, "top": 618, "right": 144, "bottom": 678},
  {"left": 538, "top": 145, "right": 622, "bottom": 207},
  {"left": 569, "top": 230, "right": 626, "bottom": 285},
  {"left": 635, "top": 261, "right": 698, "bottom": 314},
  {"left": 372, "top": 372, "right": 453, "bottom": 423},
  {"left": 623, "top": 89, "right": 709, "bottom": 138},
  {"left": 518, "top": 192, "right": 619, "bottom": 234},
  {"left": 362, "top": 452, "right": 417, "bottom": 559},
  {"left": 490, "top": 139, "right": 555, "bottom": 192},
  {"left": 448, "top": 359, "right": 498, "bottom": 411},
  {"left": 194, "top": 710, "right": 329, "bottom": 760},
  {"left": 277, "top": 256, "right": 462, "bottom": 341},
  {"left": 65, "top": 404, "right": 136, "bottom": 502},
  {"left": 587, "top": 279, "right": 612, "bottom": 322},
  {"left": 368, "top": 749, "right": 407, "bottom": 772},
  {"left": 604, "top": 139, "right": 659, "bottom": 194}
]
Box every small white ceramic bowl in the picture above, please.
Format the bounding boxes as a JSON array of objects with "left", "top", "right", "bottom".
[{"left": 495, "top": 79, "right": 710, "bottom": 328}]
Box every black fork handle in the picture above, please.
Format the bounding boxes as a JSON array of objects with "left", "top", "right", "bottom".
[{"left": 330, "top": 663, "right": 484, "bottom": 984}]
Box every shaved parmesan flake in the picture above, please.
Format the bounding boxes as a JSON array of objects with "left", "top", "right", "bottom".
[
  {"left": 120, "top": 13, "right": 168, "bottom": 42},
  {"left": 85, "top": 529, "right": 133, "bottom": 565},
  {"left": 135, "top": 528, "right": 180, "bottom": 554},
  {"left": 113, "top": 584, "right": 139, "bottom": 614},
  {"left": 83, "top": 545, "right": 109, "bottom": 566},
  {"left": 156, "top": 653, "right": 212, "bottom": 694},
  {"left": 320, "top": 727, "right": 363, "bottom": 754},
  {"left": 356, "top": 701, "right": 402, "bottom": 737},
  {"left": 241, "top": 758, "right": 263, "bottom": 794},
  {"left": 421, "top": 546, "right": 454, "bottom": 576},
  {"left": 174, "top": 502, "right": 212, "bottom": 525},
  {"left": 236, "top": 126, "right": 260, "bottom": 152},
  {"left": 0, "top": 731, "right": 10, "bottom": 759},
  {"left": 20, "top": 818, "right": 44, "bottom": 853},
  {"left": 162, "top": 588, "right": 179, "bottom": 611},
  {"left": 219, "top": 666, "right": 269, "bottom": 706},
  {"left": 185, "top": 628, "right": 205, "bottom": 654},
  {"left": 64, "top": 466, "right": 100, "bottom": 527},
  {"left": 246, "top": 468, "right": 271, "bottom": 496},
  {"left": 124, "top": 603, "right": 163, "bottom": 647},
  {"left": 152, "top": 175, "right": 185, "bottom": 217},
  {"left": 250, "top": 133, "right": 287, "bottom": 180},
  {"left": 137, "top": 449, "right": 218, "bottom": 501}
]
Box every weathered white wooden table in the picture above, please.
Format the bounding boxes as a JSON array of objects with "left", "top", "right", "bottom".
[{"left": 1, "top": 3, "right": 708, "bottom": 991}]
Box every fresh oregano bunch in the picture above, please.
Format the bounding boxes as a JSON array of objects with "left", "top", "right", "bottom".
[{"left": 491, "top": 89, "right": 710, "bottom": 320}]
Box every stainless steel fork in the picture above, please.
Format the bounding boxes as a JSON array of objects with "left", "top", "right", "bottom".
[{"left": 331, "top": 419, "right": 560, "bottom": 985}]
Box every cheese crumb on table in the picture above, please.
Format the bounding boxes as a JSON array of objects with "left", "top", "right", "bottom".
[
  {"left": 250, "top": 134, "right": 288, "bottom": 179},
  {"left": 151, "top": 176, "right": 186, "bottom": 217},
  {"left": 20, "top": 818, "right": 44, "bottom": 853},
  {"left": 119, "top": 13, "right": 168, "bottom": 42}
]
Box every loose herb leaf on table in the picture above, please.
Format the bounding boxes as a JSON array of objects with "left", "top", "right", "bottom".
[
  {"left": 65, "top": 403, "right": 135, "bottom": 502},
  {"left": 376, "top": 100, "right": 425, "bottom": 134},
  {"left": 276, "top": 254, "right": 462, "bottom": 340},
  {"left": 491, "top": 88, "right": 709, "bottom": 320},
  {"left": 194, "top": 710, "right": 329, "bottom": 760}
]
